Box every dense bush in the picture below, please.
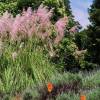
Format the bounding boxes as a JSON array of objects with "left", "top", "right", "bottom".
[
  {"left": 0, "top": 0, "right": 16, "bottom": 2},
  {"left": 86, "top": 0, "right": 100, "bottom": 65},
  {"left": 17, "top": 0, "right": 42, "bottom": 10},
  {"left": 75, "top": 30, "right": 89, "bottom": 50},
  {"left": 16, "top": 0, "right": 74, "bottom": 22},
  {"left": 0, "top": 2, "right": 17, "bottom": 15},
  {"left": 51, "top": 36, "right": 79, "bottom": 72},
  {"left": 42, "top": 0, "right": 67, "bottom": 19}
]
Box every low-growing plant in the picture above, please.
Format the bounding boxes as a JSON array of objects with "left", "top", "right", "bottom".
[
  {"left": 86, "top": 88, "right": 100, "bottom": 100},
  {"left": 82, "top": 70, "right": 100, "bottom": 88},
  {"left": 56, "top": 92, "right": 79, "bottom": 100}
]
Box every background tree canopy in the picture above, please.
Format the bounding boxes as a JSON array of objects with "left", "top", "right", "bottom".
[{"left": 86, "top": 0, "right": 100, "bottom": 65}]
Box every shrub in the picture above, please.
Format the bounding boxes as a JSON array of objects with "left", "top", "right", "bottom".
[
  {"left": 16, "top": 0, "right": 71, "bottom": 20},
  {"left": 75, "top": 30, "right": 89, "bottom": 50},
  {"left": 0, "top": 1, "right": 17, "bottom": 15},
  {"left": 42, "top": 0, "right": 67, "bottom": 20},
  {"left": 17, "top": 0, "right": 42, "bottom": 10},
  {"left": 51, "top": 37, "right": 79, "bottom": 71}
]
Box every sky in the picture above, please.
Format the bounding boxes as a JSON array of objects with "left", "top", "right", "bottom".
[{"left": 70, "top": 0, "right": 93, "bottom": 28}]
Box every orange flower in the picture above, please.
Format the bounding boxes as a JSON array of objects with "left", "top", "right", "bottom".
[
  {"left": 80, "top": 95, "right": 86, "bottom": 100},
  {"left": 47, "top": 82, "right": 53, "bottom": 92}
]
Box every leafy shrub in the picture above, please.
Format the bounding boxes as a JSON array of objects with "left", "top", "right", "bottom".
[
  {"left": 16, "top": 0, "right": 70, "bottom": 20},
  {"left": 42, "top": 0, "right": 67, "bottom": 20},
  {"left": 0, "top": 0, "right": 16, "bottom": 2},
  {"left": 75, "top": 30, "right": 89, "bottom": 50},
  {"left": 17, "top": 0, "right": 42, "bottom": 11},
  {"left": 51, "top": 37, "right": 79, "bottom": 71},
  {"left": 0, "top": 2, "right": 17, "bottom": 15}
]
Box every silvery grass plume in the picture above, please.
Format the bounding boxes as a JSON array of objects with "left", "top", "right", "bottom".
[
  {"left": 54, "top": 17, "right": 68, "bottom": 44},
  {"left": 0, "top": 4, "right": 68, "bottom": 44}
]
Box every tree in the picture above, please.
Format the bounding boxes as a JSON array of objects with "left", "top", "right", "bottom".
[
  {"left": 17, "top": 0, "right": 42, "bottom": 10},
  {"left": 16, "top": 0, "right": 72, "bottom": 20},
  {"left": 43, "top": 0, "right": 72, "bottom": 19},
  {"left": 87, "top": 0, "right": 100, "bottom": 65}
]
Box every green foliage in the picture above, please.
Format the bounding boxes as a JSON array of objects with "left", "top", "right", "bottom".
[
  {"left": 0, "top": 38, "right": 56, "bottom": 94},
  {"left": 0, "top": 2, "right": 17, "bottom": 15},
  {"left": 43, "top": 0, "right": 68, "bottom": 19},
  {"left": 21, "top": 71, "right": 100, "bottom": 100},
  {"left": 0, "top": 66, "right": 34, "bottom": 93},
  {"left": 1, "top": 69, "right": 100, "bottom": 99},
  {"left": 16, "top": 0, "right": 72, "bottom": 20},
  {"left": 1, "top": 1, "right": 100, "bottom": 100},
  {"left": 56, "top": 89, "right": 100, "bottom": 100},
  {"left": 40, "top": 0, "right": 77, "bottom": 71},
  {"left": 0, "top": 0, "right": 73, "bottom": 21},
  {"left": 89, "top": 0, "right": 100, "bottom": 25},
  {"left": 52, "top": 37, "right": 79, "bottom": 71},
  {"left": 82, "top": 70, "right": 100, "bottom": 88},
  {"left": 17, "top": 0, "right": 42, "bottom": 10},
  {"left": 50, "top": 72, "right": 82, "bottom": 85},
  {"left": 23, "top": 73, "right": 82, "bottom": 100},
  {"left": 86, "top": 88, "right": 100, "bottom": 100},
  {"left": 75, "top": 30, "right": 89, "bottom": 50},
  {"left": 0, "top": 0, "right": 16, "bottom": 2},
  {"left": 75, "top": 29, "right": 97, "bottom": 69},
  {"left": 87, "top": 0, "right": 100, "bottom": 65},
  {"left": 56, "top": 92, "right": 79, "bottom": 100}
]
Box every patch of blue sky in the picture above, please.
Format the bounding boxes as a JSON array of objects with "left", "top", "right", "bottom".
[{"left": 70, "top": 0, "right": 93, "bottom": 29}]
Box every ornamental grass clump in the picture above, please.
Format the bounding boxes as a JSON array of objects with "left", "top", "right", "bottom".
[{"left": 0, "top": 4, "right": 68, "bottom": 44}]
